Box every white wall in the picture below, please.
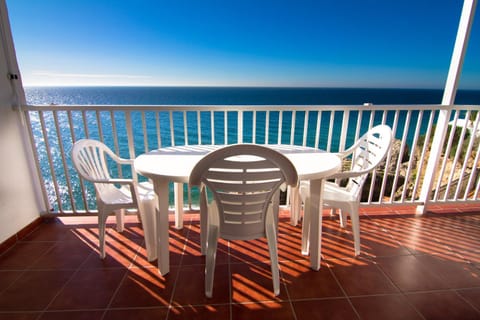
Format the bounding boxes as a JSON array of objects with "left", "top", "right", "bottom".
[{"left": 0, "top": 0, "right": 43, "bottom": 243}]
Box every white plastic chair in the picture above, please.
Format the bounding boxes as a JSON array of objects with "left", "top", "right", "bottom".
[
  {"left": 189, "top": 144, "right": 298, "bottom": 298},
  {"left": 71, "top": 139, "right": 157, "bottom": 260},
  {"left": 299, "top": 125, "right": 393, "bottom": 256}
]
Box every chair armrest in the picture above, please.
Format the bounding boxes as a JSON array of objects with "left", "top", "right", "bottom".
[
  {"left": 328, "top": 169, "right": 369, "bottom": 180},
  {"left": 86, "top": 177, "right": 133, "bottom": 184}
]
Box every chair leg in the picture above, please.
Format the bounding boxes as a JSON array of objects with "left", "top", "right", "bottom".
[
  {"left": 115, "top": 209, "right": 125, "bottom": 232},
  {"left": 266, "top": 208, "right": 280, "bottom": 296},
  {"left": 350, "top": 205, "right": 361, "bottom": 256},
  {"left": 339, "top": 209, "right": 347, "bottom": 228},
  {"left": 200, "top": 187, "right": 208, "bottom": 255},
  {"left": 301, "top": 196, "right": 310, "bottom": 255},
  {"left": 98, "top": 208, "right": 109, "bottom": 259},
  {"left": 205, "top": 225, "right": 219, "bottom": 298},
  {"left": 289, "top": 186, "right": 301, "bottom": 226}
]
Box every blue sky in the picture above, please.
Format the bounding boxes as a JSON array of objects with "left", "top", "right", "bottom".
[{"left": 6, "top": 0, "right": 480, "bottom": 89}]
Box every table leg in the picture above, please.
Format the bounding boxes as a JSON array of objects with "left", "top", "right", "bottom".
[
  {"left": 308, "top": 179, "right": 324, "bottom": 271},
  {"left": 289, "top": 185, "right": 300, "bottom": 226},
  {"left": 154, "top": 179, "right": 170, "bottom": 276},
  {"left": 174, "top": 182, "right": 184, "bottom": 229}
]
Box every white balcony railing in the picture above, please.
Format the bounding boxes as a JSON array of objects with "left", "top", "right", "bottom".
[{"left": 22, "top": 104, "right": 480, "bottom": 215}]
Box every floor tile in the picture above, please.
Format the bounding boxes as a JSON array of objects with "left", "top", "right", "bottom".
[
  {"left": 232, "top": 301, "right": 295, "bottom": 320},
  {"left": 103, "top": 307, "right": 168, "bottom": 320},
  {"left": 292, "top": 298, "right": 359, "bottom": 320},
  {"left": 172, "top": 264, "right": 230, "bottom": 305},
  {"left": 0, "top": 270, "right": 74, "bottom": 311},
  {"left": 169, "top": 304, "right": 230, "bottom": 320},
  {"left": 281, "top": 260, "right": 344, "bottom": 299},
  {"left": 0, "top": 242, "right": 54, "bottom": 270},
  {"left": 47, "top": 268, "right": 126, "bottom": 310},
  {"left": 231, "top": 262, "right": 286, "bottom": 303},
  {"left": 406, "top": 291, "right": 480, "bottom": 320},
  {"left": 456, "top": 288, "right": 480, "bottom": 312},
  {"left": 330, "top": 258, "right": 399, "bottom": 296},
  {"left": 110, "top": 266, "right": 176, "bottom": 308},
  {"left": 0, "top": 313, "right": 41, "bottom": 320},
  {"left": 350, "top": 294, "right": 423, "bottom": 320},
  {"left": 22, "top": 219, "right": 81, "bottom": 242},
  {"left": 0, "top": 270, "right": 23, "bottom": 292},
  {"left": 414, "top": 254, "right": 480, "bottom": 289},
  {"left": 30, "top": 241, "right": 93, "bottom": 270},
  {"left": 37, "top": 310, "right": 104, "bottom": 320},
  {"left": 229, "top": 239, "right": 271, "bottom": 264},
  {"left": 376, "top": 255, "right": 449, "bottom": 292}
]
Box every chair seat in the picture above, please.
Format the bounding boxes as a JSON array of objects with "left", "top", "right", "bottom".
[
  {"left": 323, "top": 182, "right": 357, "bottom": 206},
  {"left": 98, "top": 185, "right": 136, "bottom": 207},
  {"left": 300, "top": 180, "right": 356, "bottom": 204}
]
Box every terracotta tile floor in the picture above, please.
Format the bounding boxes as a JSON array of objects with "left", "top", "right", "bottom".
[{"left": 1, "top": 205, "right": 480, "bottom": 320}]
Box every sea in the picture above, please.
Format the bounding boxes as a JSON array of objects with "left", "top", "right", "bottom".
[
  {"left": 24, "top": 86, "right": 480, "bottom": 211},
  {"left": 24, "top": 86, "right": 480, "bottom": 105}
]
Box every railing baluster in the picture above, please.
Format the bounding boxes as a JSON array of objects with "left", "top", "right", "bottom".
[
  {"left": 155, "top": 111, "right": 162, "bottom": 148},
  {"left": 326, "top": 111, "right": 334, "bottom": 152},
  {"left": 210, "top": 111, "right": 215, "bottom": 144},
  {"left": 125, "top": 111, "right": 136, "bottom": 159},
  {"left": 339, "top": 110, "right": 349, "bottom": 152},
  {"left": 277, "top": 110, "right": 283, "bottom": 145},
  {"left": 24, "top": 111, "right": 51, "bottom": 213},
  {"left": 464, "top": 112, "right": 480, "bottom": 200},
  {"left": 253, "top": 110, "right": 257, "bottom": 144},
  {"left": 82, "top": 110, "right": 89, "bottom": 138},
  {"left": 302, "top": 111, "right": 308, "bottom": 147},
  {"left": 314, "top": 111, "right": 321, "bottom": 149},
  {"left": 412, "top": 110, "right": 435, "bottom": 200},
  {"left": 455, "top": 111, "right": 478, "bottom": 199},
  {"left": 265, "top": 110, "right": 270, "bottom": 144},
  {"left": 401, "top": 110, "right": 423, "bottom": 202},
  {"left": 141, "top": 111, "right": 149, "bottom": 152},
  {"left": 169, "top": 111, "right": 175, "bottom": 146},
  {"left": 290, "top": 111, "right": 296, "bottom": 145},
  {"left": 53, "top": 111, "right": 74, "bottom": 212},
  {"left": 434, "top": 111, "right": 460, "bottom": 201},
  {"left": 39, "top": 111, "right": 62, "bottom": 212}
]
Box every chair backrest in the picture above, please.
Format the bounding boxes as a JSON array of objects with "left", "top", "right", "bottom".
[
  {"left": 346, "top": 125, "right": 393, "bottom": 196},
  {"left": 71, "top": 139, "right": 122, "bottom": 196},
  {"left": 189, "top": 144, "right": 298, "bottom": 240}
]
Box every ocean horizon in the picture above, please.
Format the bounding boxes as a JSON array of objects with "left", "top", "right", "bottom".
[{"left": 24, "top": 86, "right": 480, "bottom": 106}]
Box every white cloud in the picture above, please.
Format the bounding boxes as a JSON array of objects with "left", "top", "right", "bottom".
[{"left": 31, "top": 71, "right": 152, "bottom": 79}]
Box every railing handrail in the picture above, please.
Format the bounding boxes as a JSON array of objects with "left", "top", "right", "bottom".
[{"left": 24, "top": 103, "right": 457, "bottom": 112}]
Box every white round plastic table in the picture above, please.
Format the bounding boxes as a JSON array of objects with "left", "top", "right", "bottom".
[{"left": 134, "top": 144, "right": 341, "bottom": 276}]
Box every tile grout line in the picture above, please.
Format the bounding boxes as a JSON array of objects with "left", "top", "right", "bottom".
[
  {"left": 100, "top": 226, "right": 146, "bottom": 320},
  {"left": 325, "top": 260, "right": 362, "bottom": 320},
  {"left": 165, "top": 219, "right": 192, "bottom": 320},
  {"left": 40, "top": 244, "right": 99, "bottom": 318},
  {"left": 228, "top": 238, "right": 233, "bottom": 320}
]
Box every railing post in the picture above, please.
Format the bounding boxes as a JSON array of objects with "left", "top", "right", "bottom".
[
  {"left": 125, "top": 111, "right": 136, "bottom": 159},
  {"left": 417, "top": 0, "right": 477, "bottom": 214}
]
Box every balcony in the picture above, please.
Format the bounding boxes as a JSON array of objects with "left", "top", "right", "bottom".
[
  {"left": 1, "top": 103, "right": 480, "bottom": 319},
  {"left": 1, "top": 205, "right": 480, "bottom": 319}
]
